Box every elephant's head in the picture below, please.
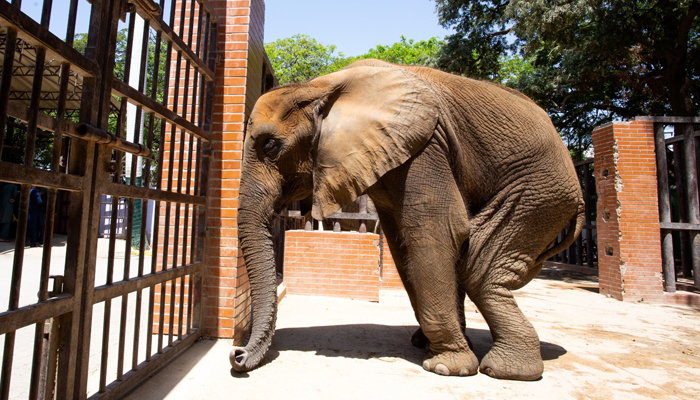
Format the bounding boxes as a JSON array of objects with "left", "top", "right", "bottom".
[{"left": 231, "top": 63, "right": 440, "bottom": 372}]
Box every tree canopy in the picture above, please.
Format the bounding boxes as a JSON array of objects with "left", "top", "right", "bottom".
[
  {"left": 433, "top": 0, "right": 700, "bottom": 159},
  {"left": 264, "top": 34, "right": 344, "bottom": 85},
  {"left": 264, "top": 35, "right": 443, "bottom": 85}
]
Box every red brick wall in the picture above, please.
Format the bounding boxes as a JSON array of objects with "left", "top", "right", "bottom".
[
  {"left": 283, "top": 231, "right": 382, "bottom": 302},
  {"left": 592, "top": 119, "right": 664, "bottom": 302}
]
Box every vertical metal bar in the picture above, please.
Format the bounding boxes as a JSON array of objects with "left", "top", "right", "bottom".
[
  {"left": 65, "top": 0, "right": 80, "bottom": 47},
  {"left": 655, "top": 123, "right": 676, "bottom": 292},
  {"left": 158, "top": 45, "right": 182, "bottom": 352},
  {"left": 682, "top": 122, "right": 700, "bottom": 287},
  {"left": 129, "top": 19, "right": 152, "bottom": 372},
  {"left": 178, "top": 0, "right": 189, "bottom": 38},
  {"left": 157, "top": 8, "right": 178, "bottom": 351},
  {"left": 25, "top": 47, "right": 46, "bottom": 167},
  {"left": 583, "top": 162, "right": 595, "bottom": 267},
  {"left": 44, "top": 317, "right": 60, "bottom": 400},
  {"left": 0, "top": 28, "right": 18, "bottom": 156},
  {"left": 1, "top": 184, "right": 29, "bottom": 400},
  {"left": 99, "top": 98, "right": 127, "bottom": 391},
  {"left": 40, "top": 0, "right": 53, "bottom": 27},
  {"left": 145, "top": 26, "right": 165, "bottom": 361},
  {"left": 116, "top": 196, "right": 134, "bottom": 381},
  {"left": 187, "top": 0, "right": 196, "bottom": 49},
  {"left": 672, "top": 139, "right": 692, "bottom": 278}
]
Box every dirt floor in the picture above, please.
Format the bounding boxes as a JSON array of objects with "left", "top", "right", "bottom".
[{"left": 124, "top": 266, "right": 700, "bottom": 400}]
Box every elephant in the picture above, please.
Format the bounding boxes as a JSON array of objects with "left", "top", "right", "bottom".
[{"left": 232, "top": 59, "right": 584, "bottom": 381}]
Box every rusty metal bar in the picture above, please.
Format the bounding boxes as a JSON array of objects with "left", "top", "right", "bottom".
[
  {"left": 682, "top": 122, "right": 700, "bottom": 287},
  {"left": 0, "top": 161, "right": 83, "bottom": 191},
  {"left": 655, "top": 122, "right": 676, "bottom": 292},
  {"left": 111, "top": 77, "right": 210, "bottom": 141},
  {"left": 173, "top": 50, "right": 194, "bottom": 339},
  {"left": 0, "top": 295, "right": 72, "bottom": 336},
  {"left": 75, "top": 123, "right": 152, "bottom": 158},
  {"left": 0, "top": 27, "right": 17, "bottom": 156},
  {"left": 1, "top": 184, "right": 29, "bottom": 400},
  {"left": 93, "top": 262, "right": 202, "bottom": 304},
  {"left": 24, "top": 45, "right": 45, "bottom": 166},
  {"left": 156, "top": 0, "right": 178, "bottom": 353},
  {"left": 65, "top": 0, "right": 80, "bottom": 46}
]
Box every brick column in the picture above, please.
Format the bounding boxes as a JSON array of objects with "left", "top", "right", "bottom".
[
  {"left": 204, "top": 0, "right": 267, "bottom": 341},
  {"left": 592, "top": 119, "right": 664, "bottom": 302}
]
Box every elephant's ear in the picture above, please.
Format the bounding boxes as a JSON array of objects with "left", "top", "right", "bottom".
[{"left": 311, "top": 66, "right": 439, "bottom": 220}]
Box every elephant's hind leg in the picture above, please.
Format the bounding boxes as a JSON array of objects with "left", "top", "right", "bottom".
[{"left": 462, "top": 191, "right": 574, "bottom": 380}]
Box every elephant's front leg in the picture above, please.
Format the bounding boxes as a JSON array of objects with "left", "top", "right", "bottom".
[{"left": 370, "top": 140, "right": 477, "bottom": 376}]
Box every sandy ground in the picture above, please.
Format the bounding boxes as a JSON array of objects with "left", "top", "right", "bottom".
[{"left": 123, "top": 267, "right": 700, "bottom": 400}]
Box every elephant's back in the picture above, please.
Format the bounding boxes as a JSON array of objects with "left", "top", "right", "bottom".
[{"left": 405, "top": 66, "right": 580, "bottom": 209}]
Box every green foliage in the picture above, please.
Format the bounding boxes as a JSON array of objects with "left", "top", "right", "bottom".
[
  {"left": 265, "top": 35, "right": 444, "bottom": 84},
  {"left": 433, "top": 0, "right": 700, "bottom": 159},
  {"left": 335, "top": 36, "right": 445, "bottom": 70},
  {"left": 265, "top": 34, "right": 344, "bottom": 85}
]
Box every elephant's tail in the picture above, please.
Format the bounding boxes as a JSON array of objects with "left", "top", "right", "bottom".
[{"left": 536, "top": 202, "right": 585, "bottom": 265}]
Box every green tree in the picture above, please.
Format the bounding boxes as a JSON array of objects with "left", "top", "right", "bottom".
[
  {"left": 264, "top": 34, "right": 344, "bottom": 85},
  {"left": 433, "top": 0, "right": 700, "bottom": 159},
  {"left": 333, "top": 36, "right": 445, "bottom": 70}
]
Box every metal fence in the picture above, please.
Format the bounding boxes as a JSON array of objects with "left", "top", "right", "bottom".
[
  {"left": 0, "top": 0, "right": 215, "bottom": 398},
  {"left": 653, "top": 117, "right": 700, "bottom": 292}
]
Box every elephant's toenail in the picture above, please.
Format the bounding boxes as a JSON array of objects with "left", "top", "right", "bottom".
[
  {"left": 459, "top": 367, "right": 472, "bottom": 376},
  {"left": 435, "top": 364, "right": 450, "bottom": 376},
  {"left": 422, "top": 360, "right": 431, "bottom": 371}
]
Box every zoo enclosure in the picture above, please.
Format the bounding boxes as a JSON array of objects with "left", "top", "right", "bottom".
[{"left": 0, "top": 0, "right": 215, "bottom": 398}]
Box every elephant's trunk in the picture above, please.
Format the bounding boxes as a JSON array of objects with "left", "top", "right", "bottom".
[{"left": 230, "top": 178, "right": 280, "bottom": 372}]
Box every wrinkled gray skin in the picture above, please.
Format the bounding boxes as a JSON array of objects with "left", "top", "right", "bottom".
[{"left": 233, "top": 59, "right": 584, "bottom": 380}]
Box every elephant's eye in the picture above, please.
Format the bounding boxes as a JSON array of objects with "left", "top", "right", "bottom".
[{"left": 262, "top": 138, "right": 282, "bottom": 158}]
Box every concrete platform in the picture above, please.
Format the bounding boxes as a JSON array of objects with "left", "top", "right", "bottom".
[{"left": 124, "top": 267, "right": 700, "bottom": 400}]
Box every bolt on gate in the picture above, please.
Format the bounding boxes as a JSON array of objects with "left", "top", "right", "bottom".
[{"left": 0, "top": 0, "right": 216, "bottom": 398}]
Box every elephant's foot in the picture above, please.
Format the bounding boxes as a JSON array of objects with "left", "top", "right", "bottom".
[
  {"left": 479, "top": 345, "right": 543, "bottom": 381},
  {"left": 412, "top": 327, "right": 474, "bottom": 351},
  {"left": 422, "top": 350, "right": 479, "bottom": 376}
]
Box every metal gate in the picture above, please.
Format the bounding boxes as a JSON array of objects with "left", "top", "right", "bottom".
[
  {"left": 652, "top": 117, "right": 700, "bottom": 292},
  {"left": 0, "top": 0, "right": 215, "bottom": 398}
]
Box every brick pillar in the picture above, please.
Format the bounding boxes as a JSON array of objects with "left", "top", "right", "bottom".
[
  {"left": 204, "top": 0, "right": 267, "bottom": 341},
  {"left": 592, "top": 119, "right": 664, "bottom": 302}
]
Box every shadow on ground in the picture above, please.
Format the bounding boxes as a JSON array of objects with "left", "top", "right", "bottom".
[
  {"left": 537, "top": 263, "right": 598, "bottom": 284},
  {"left": 0, "top": 234, "right": 67, "bottom": 255},
  {"left": 239, "top": 324, "right": 566, "bottom": 375}
]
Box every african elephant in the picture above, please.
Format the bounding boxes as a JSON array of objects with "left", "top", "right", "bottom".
[{"left": 232, "top": 59, "right": 584, "bottom": 381}]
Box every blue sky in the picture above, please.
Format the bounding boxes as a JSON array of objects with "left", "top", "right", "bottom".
[
  {"left": 18, "top": 0, "right": 452, "bottom": 58},
  {"left": 263, "top": 0, "right": 454, "bottom": 57}
]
